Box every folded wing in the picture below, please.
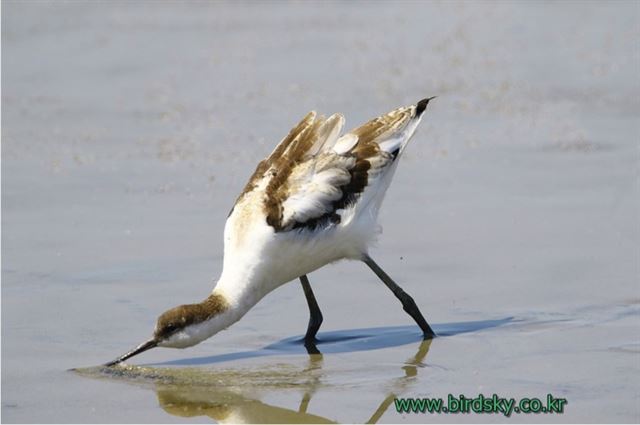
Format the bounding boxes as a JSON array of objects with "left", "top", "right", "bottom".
[{"left": 234, "top": 99, "right": 429, "bottom": 233}]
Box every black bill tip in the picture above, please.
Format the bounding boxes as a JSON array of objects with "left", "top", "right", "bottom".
[
  {"left": 416, "top": 96, "right": 437, "bottom": 115},
  {"left": 104, "top": 338, "right": 158, "bottom": 367}
]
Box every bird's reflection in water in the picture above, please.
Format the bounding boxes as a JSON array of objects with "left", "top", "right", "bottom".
[
  {"left": 155, "top": 350, "right": 332, "bottom": 423},
  {"left": 365, "top": 339, "right": 431, "bottom": 424},
  {"left": 78, "top": 339, "right": 431, "bottom": 423},
  {"left": 76, "top": 319, "right": 512, "bottom": 423},
  {"left": 156, "top": 339, "right": 431, "bottom": 424}
]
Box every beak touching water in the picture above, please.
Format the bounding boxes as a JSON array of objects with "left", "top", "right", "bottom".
[{"left": 104, "top": 338, "right": 158, "bottom": 367}]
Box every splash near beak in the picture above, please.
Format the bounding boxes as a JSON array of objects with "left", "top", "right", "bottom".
[{"left": 104, "top": 338, "right": 158, "bottom": 367}]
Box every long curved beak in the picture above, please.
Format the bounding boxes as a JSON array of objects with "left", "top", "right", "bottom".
[{"left": 104, "top": 338, "right": 158, "bottom": 367}]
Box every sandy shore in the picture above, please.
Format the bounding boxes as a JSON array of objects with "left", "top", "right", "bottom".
[{"left": 2, "top": 1, "right": 639, "bottom": 423}]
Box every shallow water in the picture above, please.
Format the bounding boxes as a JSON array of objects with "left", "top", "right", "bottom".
[
  {"left": 2, "top": 1, "right": 639, "bottom": 423},
  {"left": 70, "top": 317, "right": 544, "bottom": 423}
]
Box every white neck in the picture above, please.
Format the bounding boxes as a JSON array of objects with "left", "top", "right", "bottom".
[
  {"left": 158, "top": 267, "right": 271, "bottom": 349},
  {"left": 213, "top": 262, "right": 272, "bottom": 319}
]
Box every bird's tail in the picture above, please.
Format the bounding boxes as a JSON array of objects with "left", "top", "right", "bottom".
[{"left": 346, "top": 97, "right": 436, "bottom": 159}]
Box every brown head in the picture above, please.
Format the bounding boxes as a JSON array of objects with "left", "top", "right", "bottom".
[{"left": 104, "top": 294, "right": 229, "bottom": 366}]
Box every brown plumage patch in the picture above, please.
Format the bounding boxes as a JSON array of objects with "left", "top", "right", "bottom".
[
  {"left": 154, "top": 293, "right": 229, "bottom": 339},
  {"left": 269, "top": 108, "right": 411, "bottom": 232},
  {"left": 288, "top": 110, "right": 411, "bottom": 232},
  {"left": 230, "top": 103, "right": 418, "bottom": 231},
  {"left": 288, "top": 110, "right": 416, "bottom": 232},
  {"left": 351, "top": 108, "right": 413, "bottom": 145},
  {"left": 231, "top": 112, "right": 318, "bottom": 214},
  {"left": 264, "top": 115, "right": 326, "bottom": 230},
  {"left": 295, "top": 109, "right": 415, "bottom": 230}
]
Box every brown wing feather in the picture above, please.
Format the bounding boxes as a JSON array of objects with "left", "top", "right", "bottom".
[
  {"left": 232, "top": 111, "right": 319, "bottom": 209},
  {"left": 231, "top": 100, "right": 430, "bottom": 232},
  {"left": 281, "top": 106, "right": 418, "bottom": 232},
  {"left": 351, "top": 107, "right": 414, "bottom": 146},
  {"left": 264, "top": 116, "right": 329, "bottom": 229}
]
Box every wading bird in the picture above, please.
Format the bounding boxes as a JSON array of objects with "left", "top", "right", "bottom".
[{"left": 106, "top": 97, "right": 436, "bottom": 366}]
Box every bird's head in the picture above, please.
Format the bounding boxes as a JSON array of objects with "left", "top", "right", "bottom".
[{"left": 104, "top": 294, "right": 229, "bottom": 366}]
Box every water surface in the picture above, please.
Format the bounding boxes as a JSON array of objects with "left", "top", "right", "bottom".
[{"left": 2, "top": 1, "right": 639, "bottom": 423}]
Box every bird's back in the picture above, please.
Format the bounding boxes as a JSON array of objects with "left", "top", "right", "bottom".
[{"left": 222, "top": 99, "right": 432, "bottom": 289}]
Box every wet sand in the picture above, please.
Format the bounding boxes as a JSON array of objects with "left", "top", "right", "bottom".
[{"left": 2, "top": 1, "right": 639, "bottom": 423}]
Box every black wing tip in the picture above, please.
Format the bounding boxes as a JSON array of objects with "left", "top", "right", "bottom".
[{"left": 415, "top": 96, "right": 437, "bottom": 115}]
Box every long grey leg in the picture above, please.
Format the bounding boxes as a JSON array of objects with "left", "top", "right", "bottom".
[
  {"left": 299, "top": 275, "right": 323, "bottom": 343},
  {"left": 363, "top": 255, "right": 436, "bottom": 338}
]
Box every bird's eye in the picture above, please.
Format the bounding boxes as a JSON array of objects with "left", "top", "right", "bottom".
[{"left": 165, "top": 324, "right": 177, "bottom": 332}]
